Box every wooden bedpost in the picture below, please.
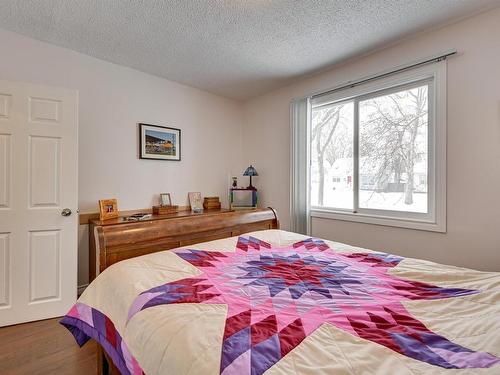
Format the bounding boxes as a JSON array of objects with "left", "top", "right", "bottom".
[{"left": 96, "top": 342, "right": 103, "bottom": 375}]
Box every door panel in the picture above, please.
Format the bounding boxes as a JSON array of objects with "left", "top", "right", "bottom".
[
  {"left": 0, "top": 233, "right": 10, "bottom": 307},
  {"left": 29, "top": 230, "right": 60, "bottom": 303},
  {"left": 0, "top": 94, "right": 11, "bottom": 118},
  {"left": 29, "top": 97, "right": 61, "bottom": 123},
  {"left": 0, "top": 80, "right": 78, "bottom": 326},
  {"left": 0, "top": 134, "right": 10, "bottom": 208},
  {"left": 29, "top": 136, "right": 61, "bottom": 207}
]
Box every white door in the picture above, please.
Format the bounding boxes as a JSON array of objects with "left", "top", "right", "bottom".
[{"left": 0, "top": 80, "right": 78, "bottom": 326}]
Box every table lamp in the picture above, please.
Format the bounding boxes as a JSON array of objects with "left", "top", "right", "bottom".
[{"left": 243, "top": 165, "right": 258, "bottom": 190}]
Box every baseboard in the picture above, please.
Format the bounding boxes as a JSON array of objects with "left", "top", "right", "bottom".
[{"left": 77, "top": 284, "right": 88, "bottom": 296}]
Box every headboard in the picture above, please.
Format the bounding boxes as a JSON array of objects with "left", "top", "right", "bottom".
[{"left": 89, "top": 208, "right": 279, "bottom": 281}]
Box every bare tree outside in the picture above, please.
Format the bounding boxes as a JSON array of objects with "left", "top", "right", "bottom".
[
  {"left": 310, "top": 84, "right": 429, "bottom": 213},
  {"left": 359, "top": 85, "right": 428, "bottom": 211},
  {"left": 311, "top": 102, "right": 353, "bottom": 208}
]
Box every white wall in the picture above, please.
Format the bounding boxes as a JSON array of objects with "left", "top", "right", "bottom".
[
  {"left": 0, "top": 29, "right": 244, "bottom": 287},
  {"left": 243, "top": 8, "right": 500, "bottom": 271}
]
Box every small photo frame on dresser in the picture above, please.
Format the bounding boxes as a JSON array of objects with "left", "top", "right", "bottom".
[
  {"left": 160, "top": 193, "right": 172, "bottom": 207},
  {"left": 188, "top": 192, "right": 203, "bottom": 212},
  {"left": 99, "top": 199, "right": 119, "bottom": 221}
]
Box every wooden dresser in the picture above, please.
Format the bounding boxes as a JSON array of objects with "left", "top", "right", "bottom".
[{"left": 89, "top": 208, "right": 279, "bottom": 282}]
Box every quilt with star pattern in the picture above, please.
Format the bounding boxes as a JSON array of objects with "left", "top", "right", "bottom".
[{"left": 61, "top": 230, "right": 500, "bottom": 375}]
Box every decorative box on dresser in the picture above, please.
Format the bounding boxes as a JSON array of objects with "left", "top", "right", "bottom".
[{"left": 88, "top": 207, "right": 279, "bottom": 282}]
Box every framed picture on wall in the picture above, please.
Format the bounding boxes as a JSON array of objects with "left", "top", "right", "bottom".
[{"left": 139, "top": 123, "right": 181, "bottom": 161}]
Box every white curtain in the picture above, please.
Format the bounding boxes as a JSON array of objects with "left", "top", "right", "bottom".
[{"left": 290, "top": 97, "right": 311, "bottom": 235}]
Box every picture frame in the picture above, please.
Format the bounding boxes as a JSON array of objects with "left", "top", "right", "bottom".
[
  {"left": 160, "top": 193, "right": 172, "bottom": 207},
  {"left": 188, "top": 192, "right": 203, "bottom": 211},
  {"left": 99, "top": 198, "right": 119, "bottom": 221},
  {"left": 139, "top": 123, "right": 181, "bottom": 161}
]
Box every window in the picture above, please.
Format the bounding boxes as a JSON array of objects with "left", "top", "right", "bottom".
[
  {"left": 309, "top": 63, "right": 446, "bottom": 232},
  {"left": 311, "top": 100, "right": 354, "bottom": 210}
]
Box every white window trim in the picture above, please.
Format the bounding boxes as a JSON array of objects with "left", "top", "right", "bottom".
[{"left": 309, "top": 61, "right": 447, "bottom": 233}]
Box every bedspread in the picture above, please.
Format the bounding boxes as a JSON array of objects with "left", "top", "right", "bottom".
[{"left": 61, "top": 230, "right": 500, "bottom": 374}]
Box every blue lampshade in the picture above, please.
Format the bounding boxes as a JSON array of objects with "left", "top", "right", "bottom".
[{"left": 243, "top": 165, "right": 259, "bottom": 176}]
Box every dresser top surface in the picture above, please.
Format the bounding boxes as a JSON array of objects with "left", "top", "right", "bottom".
[{"left": 89, "top": 208, "right": 245, "bottom": 226}]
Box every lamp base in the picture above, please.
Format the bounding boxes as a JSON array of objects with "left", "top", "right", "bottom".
[{"left": 246, "top": 175, "right": 257, "bottom": 190}]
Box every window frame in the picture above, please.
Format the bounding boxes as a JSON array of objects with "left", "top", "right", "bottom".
[{"left": 309, "top": 62, "right": 446, "bottom": 232}]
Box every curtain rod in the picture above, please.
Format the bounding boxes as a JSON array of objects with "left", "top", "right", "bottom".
[{"left": 310, "top": 50, "right": 457, "bottom": 100}]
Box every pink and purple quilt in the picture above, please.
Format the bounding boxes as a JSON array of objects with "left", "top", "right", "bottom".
[{"left": 61, "top": 231, "right": 500, "bottom": 374}]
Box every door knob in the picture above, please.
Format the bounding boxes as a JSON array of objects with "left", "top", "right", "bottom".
[{"left": 61, "top": 208, "right": 72, "bottom": 217}]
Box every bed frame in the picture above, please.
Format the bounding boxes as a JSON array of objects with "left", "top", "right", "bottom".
[{"left": 90, "top": 207, "right": 279, "bottom": 374}]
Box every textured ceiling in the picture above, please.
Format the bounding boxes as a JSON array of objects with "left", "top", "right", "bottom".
[{"left": 0, "top": 0, "right": 499, "bottom": 100}]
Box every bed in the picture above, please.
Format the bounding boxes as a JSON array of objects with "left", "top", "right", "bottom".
[{"left": 61, "top": 226, "right": 500, "bottom": 374}]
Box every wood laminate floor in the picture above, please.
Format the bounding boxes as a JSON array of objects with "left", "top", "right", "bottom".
[{"left": 0, "top": 318, "right": 96, "bottom": 375}]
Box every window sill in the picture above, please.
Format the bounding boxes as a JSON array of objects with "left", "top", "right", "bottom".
[{"left": 310, "top": 209, "right": 446, "bottom": 233}]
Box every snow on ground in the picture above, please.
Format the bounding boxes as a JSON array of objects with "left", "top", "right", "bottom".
[{"left": 311, "top": 169, "right": 427, "bottom": 213}]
